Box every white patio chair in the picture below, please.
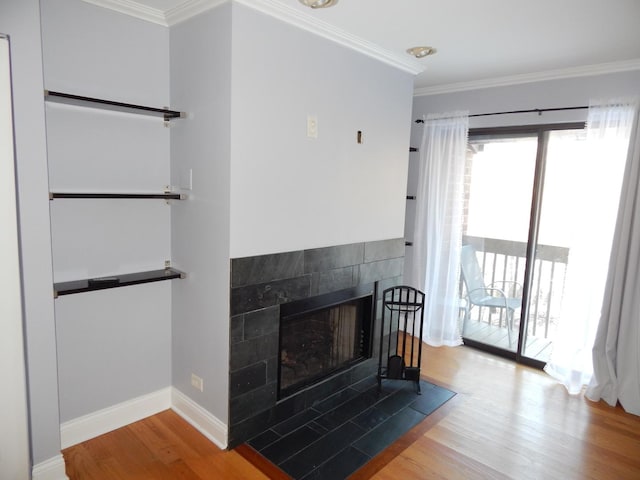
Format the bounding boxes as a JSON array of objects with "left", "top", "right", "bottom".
[{"left": 460, "top": 244, "right": 522, "bottom": 348}]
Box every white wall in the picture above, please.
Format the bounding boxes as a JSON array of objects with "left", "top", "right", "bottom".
[
  {"left": 40, "top": 0, "right": 173, "bottom": 423},
  {"left": 34, "top": 0, "right": 417, "bottom": 450},
  {"left": 0, "top": 33, "right": 31, "bottom": 480},
  {"left": 47, "top": 105, "right": 171, "bottom": 282},
  {"left": 169, "top": 3, "right": 232, "bottom": 432},
  {"left": 169, "top": 2, "right": 416, "bottom": 435},
  {"left": 40, "top": 0, "right": 168, "bottom": 104},
  {"left": 229, "top": 4, "right": 415, "bottom": 258},
  {"left": 0, "top": 0, "right": 63, "bottom": 470}
]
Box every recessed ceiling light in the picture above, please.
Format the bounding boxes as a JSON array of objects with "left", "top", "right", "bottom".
[
  {"left": 299, "top": 0, "right": 339, "bottom": 8},
  {"left": 406, "top": 46, "right": 437, "bottom": 59}
]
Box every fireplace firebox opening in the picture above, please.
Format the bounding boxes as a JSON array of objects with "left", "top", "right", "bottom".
[{"left": 278, "top": 283, "right": 375, "bottom": 400}]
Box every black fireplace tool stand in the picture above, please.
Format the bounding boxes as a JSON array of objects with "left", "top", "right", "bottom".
[{"left": 377, "top": 285, "right": 425, "bottom": 394}]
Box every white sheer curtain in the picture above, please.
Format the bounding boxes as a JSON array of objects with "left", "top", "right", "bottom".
[
  {"left": 545, "top": 100, "right": 637, "bottom": 394},
  {"left": 405, "top": 112, "right": 468, "bottom": 346},
  {"left": 586, "top": 101, "right": 640, "bottom": 414}
]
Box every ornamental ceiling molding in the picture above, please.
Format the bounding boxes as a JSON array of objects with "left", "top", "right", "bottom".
[
  {"left": 80, "top": 0, "right": 425, "bottom": 75},
  {"left": 414, "top": 58, "right": 640, "bottom": 97},
  {"left": 80, "top": 0, "right": 170, "bottom": 24}
]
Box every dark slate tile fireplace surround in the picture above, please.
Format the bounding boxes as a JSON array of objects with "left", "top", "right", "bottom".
[{"left": 229, "top": 238, "right": 405, "bottom": 447}]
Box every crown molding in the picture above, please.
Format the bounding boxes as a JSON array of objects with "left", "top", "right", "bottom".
[
  {"left": 165, "top": 0, "right": 228, "bottom": 25},
  {"left": 81, "top": 0, "right": 168, "bottom": 25},
  {"left": 80, "top": 0, "right": 424, "bottom": 75},
  {"left": 234, "top": 0, "right": 424, "bottom": 75},
  {"left": 414, "top": 58, "right": 640, "bottom": 97}
]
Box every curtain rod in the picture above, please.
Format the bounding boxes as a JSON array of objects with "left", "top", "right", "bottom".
[{"left": 415, "top": 105, "right": 588, "bottom": 123}]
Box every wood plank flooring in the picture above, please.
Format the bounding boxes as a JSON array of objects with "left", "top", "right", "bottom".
[
  {"left": 63, "top": 410, "right": 269, "bottom": 480},
  {"left": 63, "top": 344, "right": 640, "bottom": 479}
]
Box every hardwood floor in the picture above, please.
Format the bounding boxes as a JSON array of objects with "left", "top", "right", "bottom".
[
  {"left": 63, "top": 344, "right": 640, "bottom": 479},
  {"left": 63, "top": 410, "right": 269, "bottom": 480}
]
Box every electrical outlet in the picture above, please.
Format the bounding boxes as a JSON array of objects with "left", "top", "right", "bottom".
[{"left": 191, "top": 373, "right": 204, "bottom": 392}]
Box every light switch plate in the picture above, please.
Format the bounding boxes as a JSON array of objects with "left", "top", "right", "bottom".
[{"left": 307, "top": 115, "right": 318, "bottom": 139}]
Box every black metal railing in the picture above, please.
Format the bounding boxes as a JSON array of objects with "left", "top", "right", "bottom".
[{"left": 462, "top": 235, "right": 569, "bottom": 340}]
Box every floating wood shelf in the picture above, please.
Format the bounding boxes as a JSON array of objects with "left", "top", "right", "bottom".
[
  {"left": 44, "top": 90, "right": 184, "bottom": 121},
  {"left": 54, "top": 267, "right": 185, "bottom": 297},
  {"left": 49, "top": 192, "right": 186, "bottom": 200}
]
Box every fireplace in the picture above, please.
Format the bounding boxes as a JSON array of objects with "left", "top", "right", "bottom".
[
  {"left": 228, "top": 238, "right": 405, "bottom": 447},
  {"left": 278, "top": 284, "right": 374, "bottom": 399}
]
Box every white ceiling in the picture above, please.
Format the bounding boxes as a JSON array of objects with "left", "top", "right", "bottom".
[{"left": 85, "top": 0, "right": 640, "bottom": 95}]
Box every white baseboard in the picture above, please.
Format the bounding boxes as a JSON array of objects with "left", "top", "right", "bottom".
[
  {"left": 59, "top": 386, "right": 228, "bottom": 453},
  {"left": 60, "top": 387, "right": 172, "bottom": 449},
  {"left": 32, "top": 454, "right": 69, "bottom": 480},
  {"left": 171, "top": 388, "right": 228, "bottom": 449}
]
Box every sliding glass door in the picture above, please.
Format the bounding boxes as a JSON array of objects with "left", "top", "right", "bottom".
[
  {"left": 462, "top": 131, "right": 537, "bottom": 355},
  {"left": 462, "top": 124, "right": 624, "bottom": 366},
  {"left": 521, "top": 127, "right": 625, "bottom": 364}
]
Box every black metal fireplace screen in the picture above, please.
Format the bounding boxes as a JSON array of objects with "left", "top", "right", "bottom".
[{"left": 278, "top": 284, "right": 374, "bottom": 399}]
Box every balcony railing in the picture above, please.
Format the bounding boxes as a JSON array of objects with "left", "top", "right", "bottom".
[{"left": 462, "top": 235, "right": 569, "bottom": 341}]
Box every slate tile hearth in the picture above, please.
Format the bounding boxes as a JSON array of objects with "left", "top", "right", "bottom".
[{"left": 246, "top": 376, "right": 456, "bottom": 480}]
